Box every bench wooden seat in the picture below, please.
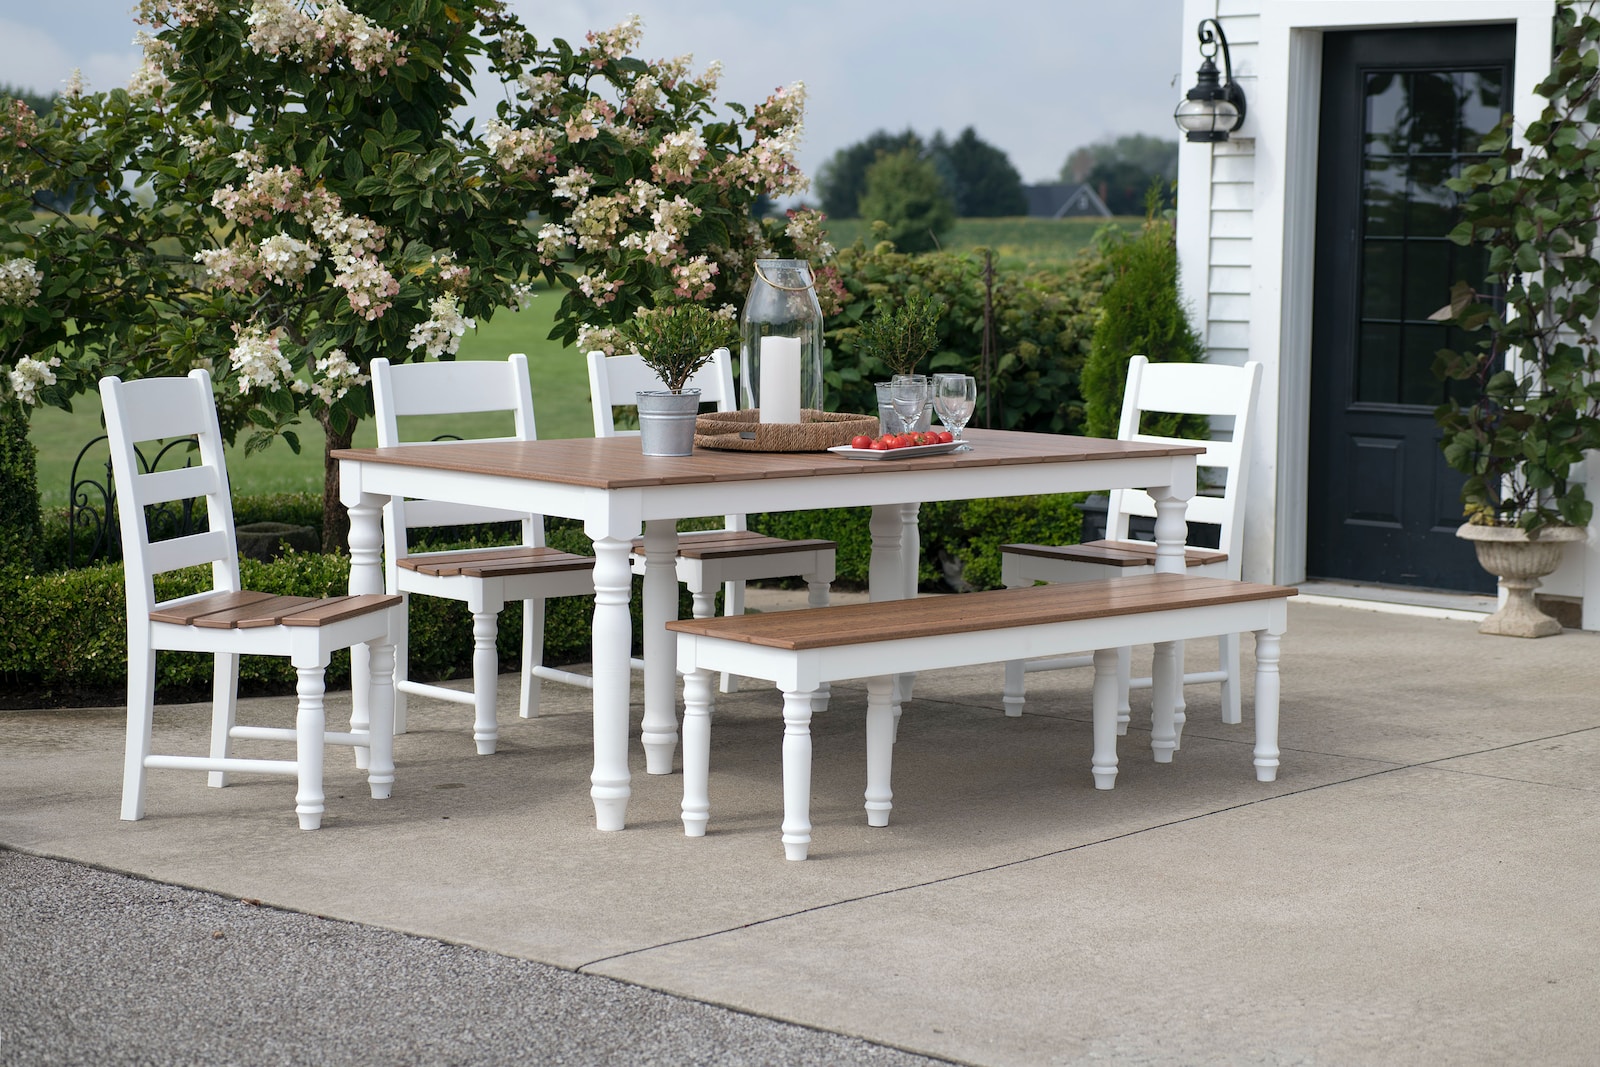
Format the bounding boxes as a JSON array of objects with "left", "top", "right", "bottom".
[{"left": 669, "top": 574, "right": 1295, "bottom": 859}]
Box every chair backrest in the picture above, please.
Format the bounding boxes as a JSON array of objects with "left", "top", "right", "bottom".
[
  {"left": 370, "top": 353, "right": 544, "bottom": 550},
  {"left": 586, "top": 347, "right": 736, "bottom": 438},
  {"left": 587, "top": 347, "right": 740, "bottom": 530},
  {"left": 100, "top": 369, "right": 241, "bottom": 622},
  {"left": 1106, "top": 356, "right": 1264, "bottom": 576}
]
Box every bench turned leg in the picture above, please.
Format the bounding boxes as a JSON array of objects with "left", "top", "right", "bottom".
[
  {"left": 1150, "top": 640, "right": 1179, "bottom": 764},
  {"left": 1172, "top": 639, "right": 1188, "bottom": 750},
  {"left": 1252, "top": 630, "right": 1281, "bottom": 782},
  {"left": 681, "top": 668, "right": 713, "bottom": 837},
  {"left": 780, "top": 689, "right": 815, "bottom": 860},
  {"left": 864, "top": 676, "right": 896, "bottom": 826},
  {"left": 1091, "top": 649, "right": 1120, "bottom": 789}
]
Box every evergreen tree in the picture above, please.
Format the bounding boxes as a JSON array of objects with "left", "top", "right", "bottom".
[{"left": 942, "top": 127, "right": 1026, "bottom": 217}]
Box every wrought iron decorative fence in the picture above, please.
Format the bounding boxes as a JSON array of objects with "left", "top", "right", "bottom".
[{"left": 67, "top": 435, "right": 200, "bottom": 568}]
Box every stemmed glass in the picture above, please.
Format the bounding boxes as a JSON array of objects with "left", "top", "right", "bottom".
[
  {"left": 888, "top": 374, "right": 928, "bottom": 434},
  {"left": 933, "top": 373, "right": 977, "bottom": 451}
]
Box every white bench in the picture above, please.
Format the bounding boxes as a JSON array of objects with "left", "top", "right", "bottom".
[{"left": 669, "top": 574, "right": 1296, "bottom": 859}]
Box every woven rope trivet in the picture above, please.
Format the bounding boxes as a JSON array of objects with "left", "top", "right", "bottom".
[{"left": 695, "top": 409, "right": 879, "bottom": 452}]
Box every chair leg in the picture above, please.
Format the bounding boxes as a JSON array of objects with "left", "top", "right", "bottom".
[
  {"left": 520, "top": 598, "right": 544, "bottom": 720},
  {"left": 1115, "top": 646, "right": 1132, "bottom": 735},
  {"left": 121, "top": 639, "right": 156, "bottom": 822},
  {"left": 718, "top": 579, "right": 742, "bottom": 695},
  {"left": 207, "top": 652, "right": 239, "bottom": 789},
  {"left": 294, "top": 664, "right": 328, "bottom": 831},
  {"left": 471, "top": 609, "right": 500, "bottom": 755},
  {"left": 1150, "top": 640, "right": 1179, "bottom": 764},
  {"left": 1218, "top": 631, "right": 1243, "bottom": 724},
  {"left": 392, "top": 592, "right": 411, "bottom": 735},
  {"left": 1002, "top": 658, "right": 1026, "bottom": 717}
]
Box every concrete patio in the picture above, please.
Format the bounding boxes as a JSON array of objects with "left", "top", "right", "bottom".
[{"left": 2, "top": 596, "right": 1598, "bottom": 1065}]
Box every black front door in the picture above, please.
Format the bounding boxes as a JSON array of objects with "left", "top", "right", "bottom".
[{"left": 1307, "top": 27, "right": 1513, "bottom": 592}]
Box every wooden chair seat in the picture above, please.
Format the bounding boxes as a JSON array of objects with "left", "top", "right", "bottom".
[
  {"left": 150, "top": 591, "right": 402, "bottom": 628},
  {"left": 397, "top": 545, "right": 595, "bottom": 579},
  {"left": 630, "top": 530, "right": 836, "bottom": 562},
  {"left": 1004, "top": 539, "right": 1228, "bottom": 569}
]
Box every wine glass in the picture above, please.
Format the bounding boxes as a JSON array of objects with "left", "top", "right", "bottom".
[
  {"left": 888, "top": 374, "right": 928, "bottom": 435},
  {"left": 934, "top": 373, "right": 976, "bottom": 451}
]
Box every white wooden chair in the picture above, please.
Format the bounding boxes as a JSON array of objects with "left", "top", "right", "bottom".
[
  {"left": 587, "top": 347, "right": 836, "bottom": 696},
  {"left": 101, "top": 369, "right": 402, "bottom": 830},
  {"left": 370, "top": 353, "right": 597, "bottom": 755},
  {"left": 1000, "top": 356, "right": 1264, "bottom": 733}
]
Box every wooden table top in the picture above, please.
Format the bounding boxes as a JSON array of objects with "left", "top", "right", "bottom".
[{"left": 333, "top": 428, "right": 1205, "bottom": 492}]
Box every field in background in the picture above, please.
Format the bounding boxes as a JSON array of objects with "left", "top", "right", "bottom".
[
  {"left": 29, "top": 287, "right": 582, "bottom": 508},
  {"left": 820, "top": 215, "right": 1136, "bottom": 269}
]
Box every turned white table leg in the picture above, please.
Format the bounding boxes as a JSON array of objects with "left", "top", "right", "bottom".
[
  {"left": 1253, "top": 630, "right": 1282, "bottom": 782},
  {"left": 641, "top": 519, "right": 680, "bottom": 774},
  {"left": 897, "top": 502, "right": 920, "bottom": 701},
  {"left": 864, "top": 676, "right": 895, "bottom": 827},
  {"left": 1091, "top": 648, "right": 1120, "bottom": 789},
  {"left": 345, "top": 494, "right": 385, "bottom": 760},
  {"left": 1150, "top": 640, "right": 1179, "bottom": 763},
  {"left": 588, "top": 534, "right": 634, "bottom": 831},
  {"left": 680, "top": 667, "right": 713, "bottom": 837},
  {"left": 780, "top": 689, "right": 815, "bottom": 861}
]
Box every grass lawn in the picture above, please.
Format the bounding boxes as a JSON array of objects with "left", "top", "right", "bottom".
[
  {"left": 30, "top": 286, "right": 590, "bottom": 508},
  {"left": 819, "top": 215, "right": 1138, "bottom": 269}
]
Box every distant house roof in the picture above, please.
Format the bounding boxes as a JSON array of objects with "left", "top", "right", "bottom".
[{"left": 1023, "top": 183, "right": 1112, "bottom": 219}]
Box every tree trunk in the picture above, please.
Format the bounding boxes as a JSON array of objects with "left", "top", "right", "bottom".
[{"left": 320, "top": 410, "right": 353, "bottom": 554}]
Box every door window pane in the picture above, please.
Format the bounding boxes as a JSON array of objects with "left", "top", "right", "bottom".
[
  {"left": 1363, "top": 159, "right": 1407, "bottom": 236},
  {"left": 1457, "top": 70, "right": 1506, "bottom": 150},
  {"left": 1362, "top": 241, "right": 1404, "bottom": 320},
  {"left": 1357, "top": 323, "right": 1402, "bottom": 403},
  {"left": 1364, "top": 72, "right": 1405, "bottom": 155}
]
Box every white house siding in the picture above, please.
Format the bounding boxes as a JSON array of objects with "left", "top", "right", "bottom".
[{"left": 1175, "top": 0, "right": 1599, "bottom": 627}]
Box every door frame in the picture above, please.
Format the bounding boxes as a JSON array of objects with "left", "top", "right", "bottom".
[{"left": 1246, "top": 3, "right": 1559, "bottom": 584}]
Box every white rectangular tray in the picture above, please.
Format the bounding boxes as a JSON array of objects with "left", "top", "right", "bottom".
[{"left": 826, "top": 441, "right": 965, "bottom": 460}]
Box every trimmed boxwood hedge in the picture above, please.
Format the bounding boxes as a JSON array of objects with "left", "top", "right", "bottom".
[{"left": 1, "top": 491, "right": 1083, "bottom": 707}]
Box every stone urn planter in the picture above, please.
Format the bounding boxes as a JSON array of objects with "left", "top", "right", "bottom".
[{"left": 1455, "top": 522, "right": 1587, "bottom": 637}]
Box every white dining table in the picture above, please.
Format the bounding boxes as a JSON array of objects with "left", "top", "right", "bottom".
[{"left": 335, "top": 427, "right": 1202, "bottom": 831}]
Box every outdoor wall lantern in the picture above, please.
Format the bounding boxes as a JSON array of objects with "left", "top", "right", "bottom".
[{"left": 1174, "top": 18, "right": 1247, "bottom": 142}]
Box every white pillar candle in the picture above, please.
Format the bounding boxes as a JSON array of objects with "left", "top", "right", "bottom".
[{"left": 759, "top": 335, "right": 802, "bottom": 424}]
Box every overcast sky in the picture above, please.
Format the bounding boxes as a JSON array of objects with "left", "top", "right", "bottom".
[{"left": 0, "top": 0, "right": 1186, "bottom": 185}]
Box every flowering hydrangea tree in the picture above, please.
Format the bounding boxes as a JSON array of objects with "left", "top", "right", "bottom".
[
  {"left": 1, "top": 2, "right": 831, "bottom": 548},
  {"left": 478, "top": 13, "right": 835, "bottom": 353}
]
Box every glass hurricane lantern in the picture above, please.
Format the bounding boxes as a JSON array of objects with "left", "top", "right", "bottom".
[{"left": 739, "top": 259, "right": 824, "bottom": 424}]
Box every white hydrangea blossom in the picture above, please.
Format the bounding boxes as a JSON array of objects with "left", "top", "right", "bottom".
[
  {"left": 308, "top": 347, "right": 367, "bottom": 404},
  {"left": 256, "top": 233, "right": 319, "bottom": 285},
  {"left": 576, "top": 323, "right": 621, "bottom": 357},
  {"left": 227, "top": 324, "right": 296, "bottom": 393},
  {"left": 405, "top": 295, "right": 475, "bottom": 358},
  {"left": 509, "top": 283, "right": 538, "bottom": 311},
  {"left": 6, "top": 356, "right": 61, "bottom": 407},
  {"left": 0, "top": 258, "right": 42, "bottom": 307}
]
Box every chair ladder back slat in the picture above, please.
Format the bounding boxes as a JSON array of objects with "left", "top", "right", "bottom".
[{"left": 134, "top": 464, "right": 222, "bottom": 507}]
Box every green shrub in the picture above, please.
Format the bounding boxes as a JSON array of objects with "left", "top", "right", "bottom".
[
  {"left": 0, "top": 403, "right": 42, "bottom": 567},
  {"left": 1080, "top": 202, "right": 1209, "bottom": 440},
  {"left": 822, "top": 238, "right": 1105, "bottom": 435}
]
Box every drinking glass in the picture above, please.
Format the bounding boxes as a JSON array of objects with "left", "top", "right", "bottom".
[
  {"left": 889, "top": 374, "right": 928, "bottom": 434},
  {"left": 933, "top": 373, "right": 977, "bottom": 451}
]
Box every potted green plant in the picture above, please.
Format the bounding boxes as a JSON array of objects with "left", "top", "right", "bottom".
[
  {"left": 1433, "top": 3, "right": 1600, "bottom": 636},
  {"left": 618, "top": 303, "right": 737, "bottom": 456},
  {"left": 858, "top": 290, "right": 945, "bottom": 431}
]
